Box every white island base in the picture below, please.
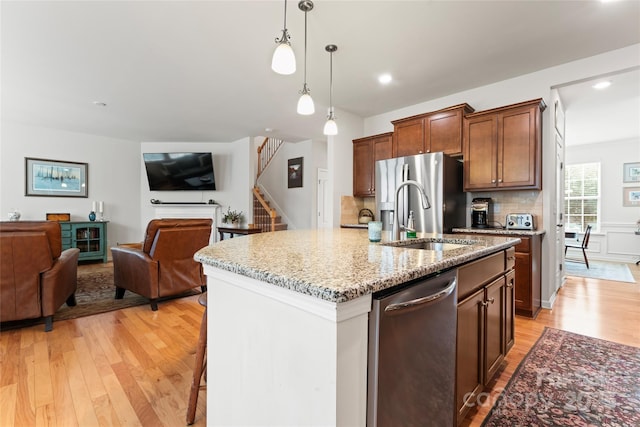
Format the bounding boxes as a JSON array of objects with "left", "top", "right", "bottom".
[{"left": 204, "top": 265, "right": 372, "bottom": 427}]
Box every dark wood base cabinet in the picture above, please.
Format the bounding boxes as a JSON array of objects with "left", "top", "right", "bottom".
[
  {"left": 456, "top": 248, "right": 515, "bottom": 425},
  {"left": 513, "top": 235, "right": 542, "bottom": 318}
]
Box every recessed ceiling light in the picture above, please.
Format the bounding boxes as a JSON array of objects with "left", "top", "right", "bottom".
[
  {"left": 592, "top": 81, "right": 611, "bottom": 90},
  {"left": 378, "top": 74, "right": 392, "bottom": 85},
  {"left": 92, "top": 101, "right": 107, "bottom": 107},
  {"left": 265, "top": 128, "right": 273, "bottom": 132}
]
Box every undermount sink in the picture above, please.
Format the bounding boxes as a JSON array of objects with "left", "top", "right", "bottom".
[
  {"left": 400, "top": 241, "right": 469, "bottom": 251},
  {"left": 382, "top": 239, "right": 477, "bottom": 251}
]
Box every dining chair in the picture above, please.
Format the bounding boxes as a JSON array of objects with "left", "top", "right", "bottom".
[{"left": 565, "top": 225, "right": 592, "bottom": 268}]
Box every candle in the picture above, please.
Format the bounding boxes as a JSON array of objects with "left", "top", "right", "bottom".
[
  {"left": 98, "top": 201, "right": 104, "bottom": 213},
  {"left": 92, "top": 201, "right": 97, "bottom": 212}
]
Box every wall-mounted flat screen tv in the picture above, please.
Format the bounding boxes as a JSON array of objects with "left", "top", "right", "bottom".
[{"left": 143, "top": 152, "right": 216, "bottom": 191}]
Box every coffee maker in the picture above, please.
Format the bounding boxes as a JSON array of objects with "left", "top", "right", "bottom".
[{"left": 471, "top": 198, "right": 492, "bottom": 228}]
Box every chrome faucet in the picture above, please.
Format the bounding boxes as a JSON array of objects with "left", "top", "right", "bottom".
[{"left": 392, "top": 180, "right": 431, "bottom": 240}]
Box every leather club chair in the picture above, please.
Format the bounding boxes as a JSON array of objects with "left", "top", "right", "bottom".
[
  {"left": 0, "top": 221, "right": 80, "bottom": 332},
  {"left": 111, "top": 218, "right": 212, "bottom": 310}
]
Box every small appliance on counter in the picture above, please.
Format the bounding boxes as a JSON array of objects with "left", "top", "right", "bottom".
[
  {"left": 471, "top": 198, "right": 492, "bottom": 228},
  {"left": 506, "top": 213, "right": 535, "bottom": 230}
]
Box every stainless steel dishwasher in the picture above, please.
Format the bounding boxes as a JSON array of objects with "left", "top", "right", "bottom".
[{"left": 367, "top": 269, "right": 457, "bottom": 427}]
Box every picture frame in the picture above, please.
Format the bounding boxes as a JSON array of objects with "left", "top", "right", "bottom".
[
  {"left": 623, "top": 162, "right": 640, "bottom": 183},
  {"left": 25, "top": 157, "right": 88, "bottom": 197},
  {"left": 622, "top": 186, "right": 640, "bottom": 207},
  {"left": 287, "top": 157, "right": 303, "bottom": 189}
]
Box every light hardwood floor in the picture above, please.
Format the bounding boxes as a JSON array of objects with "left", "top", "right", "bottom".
[{"left": 1, "top": 262, "right": 638, "bottom": 427}]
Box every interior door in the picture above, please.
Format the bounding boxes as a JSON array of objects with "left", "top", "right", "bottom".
[
  {"left": 553, "top": 94, "right": 567, "bottom": 291},
  {"left": 317, "top": 168, "right": 331, "bottom": 229}
]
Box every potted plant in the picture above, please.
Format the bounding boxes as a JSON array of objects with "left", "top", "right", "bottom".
[{"left": 222, "top": 207, "right": 244, "bottom": 227}]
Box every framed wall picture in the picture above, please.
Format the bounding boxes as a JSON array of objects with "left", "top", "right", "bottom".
[
  {"left": 623, "top": 162, "right": 640, "bottom": 183},
  {"left": 623, "top": 187, "right": 640, "bottom": 207},
  {"left": 25, "top": 157, "right": 88, "bottom": 197},
  {"left": 287, "top": 157, "right": 303, "bottom": 188}
]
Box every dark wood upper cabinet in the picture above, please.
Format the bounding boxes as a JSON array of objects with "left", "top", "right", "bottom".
[
  {"left": 392, "top": 104, "right": 474, "bottom": 158},
  {"left": 352, "top": 132, "right": 393, "bottom": 197},
  {"left": 463, "top": 98, "right": 546, "bottom": 191}
]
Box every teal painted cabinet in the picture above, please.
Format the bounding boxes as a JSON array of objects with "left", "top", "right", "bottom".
[{"left": 60, "top": 221, "right": 109, "bottom": 262}]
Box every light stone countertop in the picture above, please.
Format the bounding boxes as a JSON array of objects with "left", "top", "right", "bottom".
[
  {"left": 195, "top": 228, "right": 520, "bottom": 303},
  {"left": 452, "top": 227, "right": 546, "bottom": 237}
]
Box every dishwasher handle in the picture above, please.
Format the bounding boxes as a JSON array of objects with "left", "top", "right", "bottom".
[{"left": 384, "top": 278, "right": 457, "bottom": 313}]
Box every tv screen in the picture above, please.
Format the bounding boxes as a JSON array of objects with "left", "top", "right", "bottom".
[{"left": 143, "top": 152, "right": 216, "bottom": 191}]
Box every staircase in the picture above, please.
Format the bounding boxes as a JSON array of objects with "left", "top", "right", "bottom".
[
  {"left": 252, "top": 187, "right": 288, "bottom": 232},
  {"left": 251, "top": 137, "right": 288, "bottom": 233}
]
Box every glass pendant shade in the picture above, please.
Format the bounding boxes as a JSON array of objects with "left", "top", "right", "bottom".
[
  {"left": 297, "top": 92, "right": 315, "bottom": 115},
  {"left": 323, "top": 113, "right": 338, "bottom": 135},
  {"left": 272, "top": 41, "right": 296, "bottom": 75}
]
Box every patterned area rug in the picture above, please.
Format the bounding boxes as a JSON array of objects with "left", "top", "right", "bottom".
[
  {"left": 565, "top": 260, "right": 635, "bottom": 283},
  {"left": 1, "top": 267, "right": 199, "bottom": 330},
  {"left": 481, "top": 327, "right": 640, "bottom": 426}
]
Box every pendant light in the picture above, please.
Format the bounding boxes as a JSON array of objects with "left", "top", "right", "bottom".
[
  {"left": 323, "top": 44, "right": 338, "bottom": 135},
  {"left": 272, "top": 0, "right": 296, "bottom": 75},
  {"left": 296, "top": 0, "right": 315, "bottom": 115}
]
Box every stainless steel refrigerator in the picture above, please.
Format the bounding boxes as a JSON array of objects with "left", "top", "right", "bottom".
[{"left": 375, "top": 152, "right": 465, "bottom": 234}]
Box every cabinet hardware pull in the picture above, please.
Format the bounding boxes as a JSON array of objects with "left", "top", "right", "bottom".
[
  {"left": 506, "top": 282, "right": 513, "bottom": 288},
  {"left": 488, "top": 297, "right": 495, "bottom": 304},
  {"left": 498, "top": 179, "right": 503, "bottom": 183},
  {"left": 491, "top": 179, "right": 496, "bottom": 183},
  {"left": 385, "top": 278, "right": 456, "bottom": 312},
  {"left": 480, "top": 301, "right": 489, "bottom": 307}
]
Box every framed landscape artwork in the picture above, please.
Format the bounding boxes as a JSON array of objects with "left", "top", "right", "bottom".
[
  {"left": 622, "top": 187, "right": 640, "bottom": 207},
  {"left": 25, "top": 157, "right": 88, "bottom": 197},
  {"left": 623, "top": 162, "right": 640, "bottom": 183},
  {"left": 288, "top": 157, "right": 303, "bottom": 188}
]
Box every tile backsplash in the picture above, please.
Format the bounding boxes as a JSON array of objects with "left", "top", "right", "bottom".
[
  {"left": 342, "top": 191, "right": 543, "bottom": 230},
  {"left": 471, "top": 190, "right": 543, "bottom": 229},
  {"left": 341, "top": 196, "right": 376, "bottom": 225}
]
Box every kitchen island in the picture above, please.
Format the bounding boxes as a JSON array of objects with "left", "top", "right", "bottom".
[{"left": 195, "top": 228, "right": 519, "bottom": 427}]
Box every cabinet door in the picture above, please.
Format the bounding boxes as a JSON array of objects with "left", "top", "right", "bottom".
[
  {"left": 484, "top": 276, "right": 505, "bottom": 383},
  {"left": 393, "top": 117, "right": 424, "bottom": 157},
  {"left": 60, "top": 223, "right": 72, "bottom": 250},
  {"left": 456, "top": 288, "right": 485, "bottom": 424},
  {"left": 426, "top": 109, "right": 463, "bottom": 156},
  {"left": 463, "top": 114, "right": 498, "bottom": 190},
  {"left": 372, "top": 134, "right": 393, "bottom": 163},
  {"left": 514, "top": 252, "right": 532, "bottom": 312},
  {"left": 498, "top": 105, "right": 540, "bottom": 188},
  {"left": 353, "top": 140, "right": 373, "bottom": 197},
  {"left": 504, "top": 270, "right": 516, "bottom": 354}
]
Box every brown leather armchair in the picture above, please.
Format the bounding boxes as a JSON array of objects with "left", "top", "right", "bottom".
[
  {"left": 111, "top": 218, "right": 212, "bottom": 310},
  {"left": 0, "top": 221, "right": 80, "bottom": 331}
]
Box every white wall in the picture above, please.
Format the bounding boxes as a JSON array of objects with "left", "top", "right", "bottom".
[
  {"left": 258, "top": 139, "right": 328, "bottom": 229},
  {"left": 362, "top": 44, "right": 640, "bottom": 308},
  {"left": 140, "top": 139, "right": 253, "bottom": 230},
  {"left": 328, "top": 108, "right": 364, "bottom": 227},
  {"left": 0, "top": 121, "right": 141, "bottom": 248},
  {"left": 566, "top": 138, "right": 640, "bottom": 263}
]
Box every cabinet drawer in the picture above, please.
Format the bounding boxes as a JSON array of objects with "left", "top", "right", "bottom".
[
  {"left": 514, "top": 237, "right": 530, "bottom": 253},
  {"left": 458, "top": 251, "right": 505, "bottom": 300}
]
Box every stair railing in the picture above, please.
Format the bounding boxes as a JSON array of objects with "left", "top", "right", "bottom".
[
  {"left": 252, "top": 187, "right": 277, "bottom": 232},
  {"left": 257, "top": 137, "right": 284, "bottom": 181}
]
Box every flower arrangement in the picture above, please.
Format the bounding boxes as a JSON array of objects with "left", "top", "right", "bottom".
[{"left": 222, "top": 207, "right": 243, "bottom": 224}]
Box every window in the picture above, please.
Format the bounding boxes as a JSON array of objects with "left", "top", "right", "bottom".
[{"left": 564, "top": 162, "right": 600, "bottom": 232}]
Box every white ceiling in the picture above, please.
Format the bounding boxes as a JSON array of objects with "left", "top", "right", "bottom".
[
  {"left": 2, "top": 1, "right": 640, "bottom": 144},
  {"left": 559, "top": 67, "right": 640, "bottom": 146}
]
